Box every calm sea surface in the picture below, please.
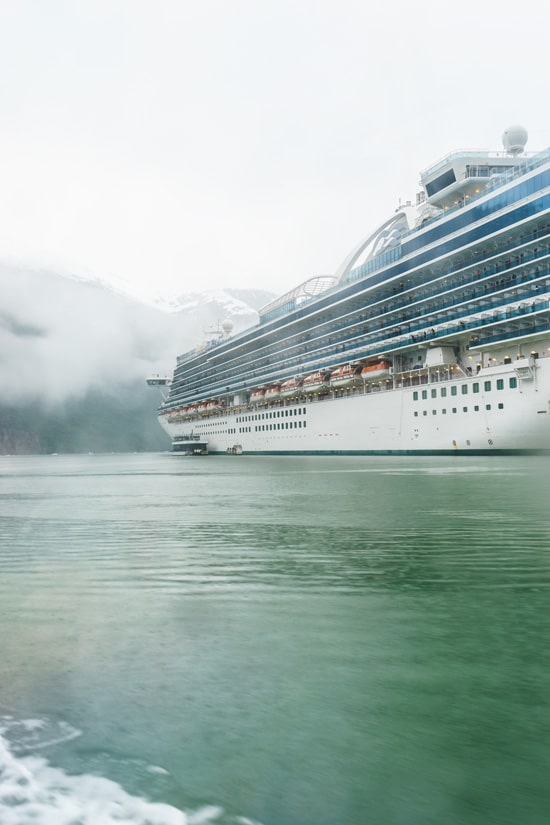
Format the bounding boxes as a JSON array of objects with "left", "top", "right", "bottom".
[{"left": 0, "top": 452, "right": 549, "bottom": 825}]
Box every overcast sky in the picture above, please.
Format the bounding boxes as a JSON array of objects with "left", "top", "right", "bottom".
[{"left": 0, "top": 0, "right": 548, "bottom": 301}]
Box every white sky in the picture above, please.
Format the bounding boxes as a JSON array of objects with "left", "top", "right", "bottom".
[{"left": 0, "top": 0, "right": 549, "bottom": 300}]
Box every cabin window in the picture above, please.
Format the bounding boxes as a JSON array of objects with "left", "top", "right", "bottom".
[
  {"left": 484, "top": 381, "right": 492, "bottom": 391},
  {"left": 451, "top": 386, "right": 457, "bottom": 396},
  {"left": 413, "top": 391, "right": 418, "bottom": 401},
  {"left": 452, "top": 407, "right": 457, "bottom": 413},
  {"left": 442, "top": 409, "right": 447, "bottom": 415},
  {"left": 509, "top": 377, "right": 517, "bottom": 388},
  {"left": 422, "top": 390, "right": 428, "bottom": 399},
  {"left": 414, "top": 411, "right": 418, "bottom": 417},
  {"left": 463, "top": 407, "right": 468, "bottom": 413},
  {"left": 440, "top": 388, "right": 447, "bottom": 397},
  {"left": 432, "top": 410, "right": 437, "bottom": 415},
  {"left": 473, "top": 383, "right": 480, "bottom": 393},
  {"left": 496, "top": 379, "right": 504, "bottom": 390},
  {"left": 431, "top": 389, "right": 437, "bottom": 398},
  {"left": 474, "top": 405, "right": 480, "bottom": 411},
  {"left": 461, "top": 385, "right": 468, "bottom": 395},
  {"left": 498, "top": 402, "right": 504, "bottom": 409}
]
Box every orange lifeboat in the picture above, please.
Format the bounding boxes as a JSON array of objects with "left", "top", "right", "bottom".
[
  {"left": 167, "top": 406, "right": 184, "bottom": 421},
  {"left": 250, "top": 389, "right": 266, "bottom": 403},
  {"left": 280, "top": 377, "right": 303, "bottom": 397},
  {"left": 264, "top": 385, "right": 281, "bottom": 401},
  {"left": 329, "top": 364, "right": 361, "bottom": 388},
  {"left": 361, "top": 360, "right": 392, "bottom": 381},
  {"left": 207, "top": 399, "right": 223, "bottom": 411},
  {"left": 302, "top": 371, "right": 329, "bottom": 394},
  {"left": 197, "top": 401, "right": 210, "bottom": 414}
]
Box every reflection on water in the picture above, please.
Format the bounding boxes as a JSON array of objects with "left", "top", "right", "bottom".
[{"left": 0, "top": 454, "right": 549, "bottom": 825}]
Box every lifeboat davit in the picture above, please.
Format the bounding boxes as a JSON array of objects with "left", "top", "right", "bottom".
[
  {"left": 302, "top": 371, "right": 329, "bottom": 394},
  {"left": 250, "top": 389, "right": 266, "bottom": 403},
  {"left": 264, "top": 385, "right": 281, "bottom": 401},
  {"left": 280, "top": 377, "right": 303, "bottom": 397},
  {"left": 329, "top": 364, "right": 361, "bottom": 388},
  {"left": 361, "top": 361, "right": 392, "bottom": 381}
]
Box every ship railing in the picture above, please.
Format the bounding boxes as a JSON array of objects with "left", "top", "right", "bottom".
[
  {"left": 419, "top": 148, "right": 545, "bottom": 186},
  {"left": 474, "top": 319, "right": 550, "bottom": 348},
  {"left": 176, "top": 253, "right": 548, "bottom": 403},
  {"left": 175, "top": 226, "right": 549, "bottom": 380},
  {"left": 348, "top": 218, "right": 549, "bottom": 293},
  {"left": 411, "top": 150, "right": 550, "bottom": 233},
  {"left": 175, "top": 210, "right": 550, "bottom": 381},
  {"left": 298, "top": 247, "right": 550, "bottom": 367},
  {"left": 368, "top": 237, "right": 549, "bottom": 317},
  {"left": 168, "top": 250, "right": 549, "bottom": 406},
  {"left": 169, "top": 292, "right": 549, "bottom": 411},
  {"left": 254, "top": 277, "right": 549, "bottom": 382},
  {"left": 170, "top": 340, "right": 550, "bottom": 422}
]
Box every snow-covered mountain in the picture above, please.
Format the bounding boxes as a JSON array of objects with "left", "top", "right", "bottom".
[
  {"left": 55, "top": 265, "right": 275, "bottom": 318},
  {"left": 150, "top": 287, "right": 274, "bottom": 316}
]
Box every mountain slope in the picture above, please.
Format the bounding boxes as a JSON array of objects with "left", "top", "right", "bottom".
[{"left": 0, "top": 264, "right": 274, "bottom": 453}]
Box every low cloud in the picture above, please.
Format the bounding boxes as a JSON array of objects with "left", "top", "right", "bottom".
[
  {"left": 0, "top": 263, "right": 268, "bottom": 410},
  {"left": 0, "top": 264, "right": 182, "bottom": 408}
]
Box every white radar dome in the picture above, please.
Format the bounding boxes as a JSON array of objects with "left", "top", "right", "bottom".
[
  {"left": 222, "top": 319, "right": 234, "bottom": 335},
  {"left": 502, "top": 125, "right": 528, "bottom": 155}
]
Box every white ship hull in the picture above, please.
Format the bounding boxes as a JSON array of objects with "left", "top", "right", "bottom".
[{"left": 160, "top": 356, "right": 550, "bottom": 455}]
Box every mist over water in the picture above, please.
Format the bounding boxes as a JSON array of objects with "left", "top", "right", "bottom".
[
  {"left": 0, "top": 453, "right": 549, "bottom": 825},
  {"left": 0, "top": 265, "right": 273, "bottom": 455}
]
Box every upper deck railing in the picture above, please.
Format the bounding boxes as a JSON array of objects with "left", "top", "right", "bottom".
[
  {"left": 175, "top": 148, "right": 550, "bottom": 361},
  {"left": 419, "top": 149, "right": 538, "bottom": 179}
]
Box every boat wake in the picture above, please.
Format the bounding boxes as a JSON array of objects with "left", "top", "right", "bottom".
[
  {"left": 0, "top": 714, "right": 82, "bottom": 752},
  {"left": 0, "top": 715, "right": 262, "bottom": 825}
]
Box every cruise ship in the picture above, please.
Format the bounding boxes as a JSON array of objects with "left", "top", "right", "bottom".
[{"left": 149, "top": 126, "right": 550, "bottom": 455}]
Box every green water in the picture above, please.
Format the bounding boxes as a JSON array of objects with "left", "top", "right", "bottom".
[{"left": 0, "top": 453, "right": 549, "bottom": 824}]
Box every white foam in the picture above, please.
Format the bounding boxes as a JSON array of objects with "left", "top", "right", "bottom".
[
  {"left": 0, "top": 733, "right": 225, "bottom": 825},
  {"left": 147, "top": 764, "right": 171, "bottom": 776},
  {"left": 0, "top": 716, "right": 82, "bottom": 752}
]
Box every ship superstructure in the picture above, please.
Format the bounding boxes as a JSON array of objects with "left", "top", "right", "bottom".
[{"left": 151, "top": 127, "right": 550, "bottom": 454}]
